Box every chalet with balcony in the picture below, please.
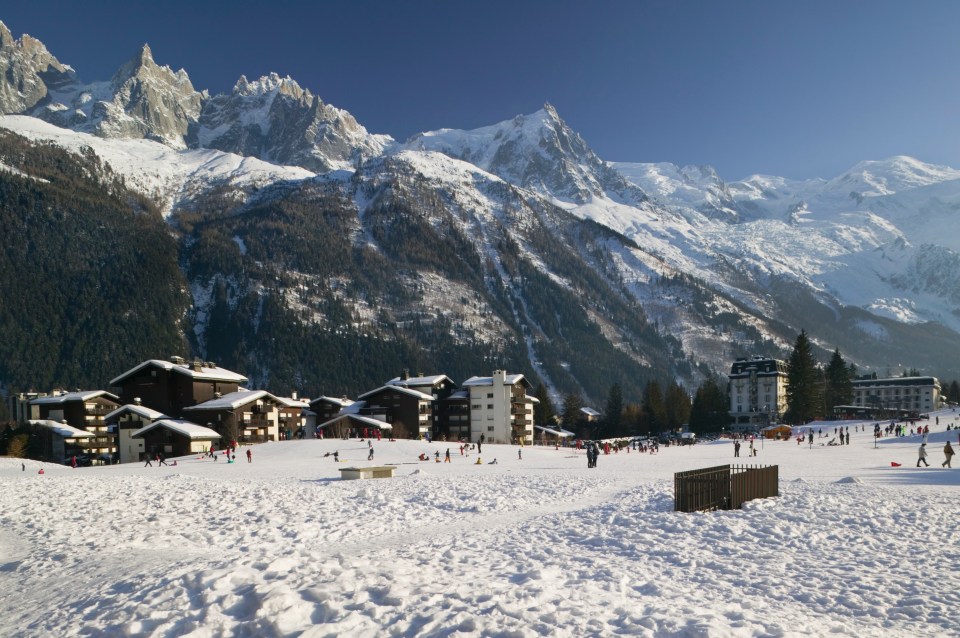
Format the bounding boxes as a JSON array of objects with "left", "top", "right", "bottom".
[
  {"left": 462, "top": 370, "right": 535, "bottom": 445},
  {"left": 309, "top": 396, "right": 355, "bottom": 431},
  {"left": 109, "top": 356, "right": 248, "bottom": 419},
  {"left": 183, "top": 390, "right": 284, "bottom": 444},
  {"left": 30, "top": 390, "right": 121, "bottom": 460},
  {"left": 355, "top": 385, "right": 434, "bottom": 438},
  {"left": 105, "top": 403, "right": 167, "bottom": 463},
  {"left": 386, "top": 371, "right": 461, "bottom": 440}
]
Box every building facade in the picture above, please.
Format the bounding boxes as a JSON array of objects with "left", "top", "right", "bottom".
[
  {"left": 463, "top": 370, "right": 535, "bottom": 445},
  {"left": 851, "top": 376, "right": 941, "bottom": 414},
  {"left": 728, "top": 356, "right": 788, "bottom": 432},
  {"left": 30, "top": 390, "right": 121, "bottom": 460}
]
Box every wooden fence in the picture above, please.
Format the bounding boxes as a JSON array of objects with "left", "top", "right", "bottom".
[{"left": 674, "top": 464, "right": 779, "bottom": 512}]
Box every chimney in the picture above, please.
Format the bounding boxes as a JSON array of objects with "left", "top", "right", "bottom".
[
  {"left": 401, "top": 369, "right": 410, "bottom": 380},
  {"left": 134, "top": 397, "right": 141, "bottom": 405},
  {"left": 291, "top": 391, "right": 298, "bottom": 401},
  {"left": 192, "top": 358, "right": 203, "bottom": 372}
]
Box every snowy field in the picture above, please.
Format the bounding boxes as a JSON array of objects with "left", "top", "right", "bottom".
[{"left": 2, "top": 414, "right": 960, "bottom": 637}]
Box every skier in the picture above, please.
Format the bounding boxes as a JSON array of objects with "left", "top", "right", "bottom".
[
  {"left": 943, "top": 441, "right": 955, "bottom": 468},
  {"left": 917, "top": 443, "right": 930, "bottom": 467}
]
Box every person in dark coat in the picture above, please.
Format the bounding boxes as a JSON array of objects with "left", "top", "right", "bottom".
[{"left": 943, "top": 441, "right": 955, "bottom": 468}]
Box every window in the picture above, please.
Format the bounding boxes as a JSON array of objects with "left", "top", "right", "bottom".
[
  {"left": 472, "top": 404, "right": 481, "bottom": 409},
  {"left": 487, "top": 404, "right": 494, "bottom": 410},
  {"left": 487, "top": 393, "right": 494, "bottom": 398},
  {"left": 487, "top": 426, "right": 494, "bottom": 432}
]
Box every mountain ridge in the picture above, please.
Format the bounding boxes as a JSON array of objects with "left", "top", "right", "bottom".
[{"left": 1, "top": 20, "right": 960, "bottom": 404}]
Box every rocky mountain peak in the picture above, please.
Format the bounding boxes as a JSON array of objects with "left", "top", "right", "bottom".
[
  {"left": 406, "top": 103, "right": 646, "bottom": 205},
  {"left": 198, "top": 72, "right": 391, "bottom": 172},
  {"left": 0, "top": 21, "right": 74, "bottom": 114}
]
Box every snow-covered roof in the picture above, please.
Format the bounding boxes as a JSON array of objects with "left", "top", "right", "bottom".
[
  {"left": 319, "top": 413, "right": 393, "bottom": 430},
  {"left": 276, "top": 396, "right": 310, "bottom": 409},
  {"left": 387, "top": 374, "right": 452, "bottom": 388},
  {"left": 462, "top": 373, "right": 528, "bottom": 387},
  {"left": 534, "top": 425, "right": 575, "bottom": 438},
  {"left": 29, "top": 419, "right": 95, "bottom": 438},
  {"left": 444, "top": 390, "right": 470, "bottom": 400},
  {"left": 358, "top": 385, "right": 434, "bottom": 401},
  {"left": 130, "top": 419, "right": 221, "bottom": 440},
  {"left": 310, "top": 395, "right": 355, "bottom": 408},
  {"left": 31, "top": 390, "right": 119, "bottom": 405},
  {"left": 183, "top": 390, "right": 278, "bottom": 411},
  {"left": 105, "top": 404, "right": 166, "bottom": 421},
  {"left": 109, "top": 359, "right": 248, "bottom": 386},
  {"left": 581, "top": 407, "right": 601, "bottom": 417}
]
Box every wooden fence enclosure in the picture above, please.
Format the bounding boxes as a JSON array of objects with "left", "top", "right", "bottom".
[{"left": 674, "top": 464, "right": 779, "bottom": 512}]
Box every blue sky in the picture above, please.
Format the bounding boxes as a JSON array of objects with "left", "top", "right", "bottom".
[{"left": 3, "top": 1, "right": 958, "bottom": 180}]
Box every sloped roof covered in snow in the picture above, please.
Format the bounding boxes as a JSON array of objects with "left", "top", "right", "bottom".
[
  {"left": 183, "top": 390, "right": 279, "bottom": 411},
  {"left": 130, "top": 419, "right": 221, "bottom": 440},
  {"left": 29, "top": 419, "right": 95, "bottom": 438},
  {"left": 31, "top": 390, "right": 119, "bottom": 405},
  {"left": 534, "top": 425, "right": 575, "bottom": 438},
  {"left": 357, "top": 385, "right": 434, "bottom": 401},
  {"left": 105, "top": 404, "right": 167, "bottom": 421},
  {"left": 319, "top": 413, "right": 392, "bottom": 430},
  {"left": 310, "top": 395, "right": 355, "bottom": 409},
  {"left": 387, "top": 374, "right": 453, "bottom": 388},
  {"left": 110, "top": 359, "right": 248, "bottom": 386}
]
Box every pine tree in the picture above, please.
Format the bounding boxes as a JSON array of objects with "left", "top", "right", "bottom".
[
  {"left": 561, "top": 393, "right": 583, "bottom": 432},
  {"left": 785, "top": 330, "right": 822, "bottom": 424},
  {"left": 823, "top": 348, "right": 853, "bottom": 415},
  {"left": 664, "top": 381, "right": 691, "bottom": 431},
  {"left": 533, "top": 384, "right": 556, "bottom": 427},
  {"left": 688, "top": 378, "right": 730, "bottom": 434},
  {"left": 603, "top": 383, "right": 623, "bottom": 437},
  {"left": 641, "top": 380, "right": 665, "bottom": 435}
]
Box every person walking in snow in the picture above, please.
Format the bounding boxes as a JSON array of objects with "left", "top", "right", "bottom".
[
  {"left": 246, "top": 449, "right": 252, "bottom": 463},
  {"left": 518, "top": 448, "right": 522, "bottom": 461},
  {"left": 444, "top": 448, "right": 451, "bottom": 463},
  {"left": 734, "top": 440, "right": 741, "bottom": 457},
  {"left": 368, "top": 446, "right": 374, "bottom": 461},
  {"left": 943, "top": 441, "right": 955, "bottom": 468},
  {"left": 157, "top": 453, "right": 168, "bottom": 466},
  {"left": 144, "top": 454, "right": 153, "bottom": 467},
  {"left": 917, "top": 443, "right": 930, "bottom": 467}
]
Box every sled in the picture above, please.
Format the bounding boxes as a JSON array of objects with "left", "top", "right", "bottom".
[{"left": 890, "top": 462, "right": 902, "bottom": 467}]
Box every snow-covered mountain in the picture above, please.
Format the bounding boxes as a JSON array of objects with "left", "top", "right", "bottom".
[
  {"left": 2, "top": 19, "right": 960, "bottom": 397},
  {"left": 198, "top": 73, "right": 393, "bottom": 172}
]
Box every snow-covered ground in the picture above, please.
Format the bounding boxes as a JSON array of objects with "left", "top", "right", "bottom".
[{"left": 2, "top": 413, "right": 960, "bottom": 638}]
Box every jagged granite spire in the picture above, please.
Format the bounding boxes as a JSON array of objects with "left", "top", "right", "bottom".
[
  {"left": 86, "top": 43, "right": 202, "bottom": 148},
  {"left": 197, "top": 72, "right": 393, "bottom": 172},
  {"left": 0, "top": 20, "right": 75, "bottom": 114}
]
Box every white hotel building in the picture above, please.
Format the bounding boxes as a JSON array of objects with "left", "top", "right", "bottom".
[{"left": 463, "top": 370, "right": 536, "bottom": 445}]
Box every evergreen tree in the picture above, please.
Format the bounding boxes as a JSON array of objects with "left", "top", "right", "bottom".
[
  {"left": 640, "top": 380, "right": 666, "bottom": 435},
  {"left": 602, "top": 383, "right": 623, "bottom": 437},
  {"left": 561, "top": 393, "right": 583, "bottom": 432},
  {"left": 785, "top": 330, "right": 822, "bottom": 424},
  {"left": 533, "top": 384, "right": 556, "bottom": 427},
  {"left": 823, "top": 348, "right": 853, "bottom": 415},
  {"left": 664, "top": 381, "right": 691, "bottom": 431},
  {"left": 948, "top": 380, "right": 960, "bottom": 405},
  {"left": 622, "top": 403, "right": 643, "bottom": 436},
  {"left": 688, "top": 378, "right": 730, "bottom": 434}
]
